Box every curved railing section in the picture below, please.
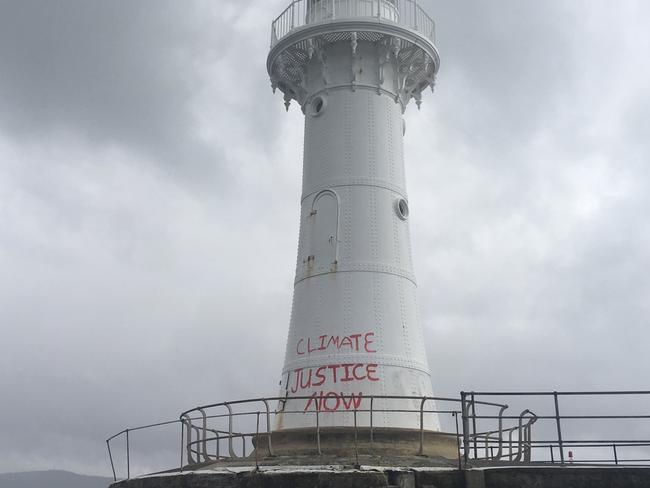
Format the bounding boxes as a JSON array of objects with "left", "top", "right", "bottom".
[
  {"left": 270, "top": 0, "right": 436, "bottom": 47},
  {"left": 106, "top": 394, "right": 535, "bottom": 481}
]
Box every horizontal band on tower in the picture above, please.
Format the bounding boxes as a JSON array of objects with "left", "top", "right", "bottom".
[
  {"left": 295, "top": 261, "right": 417, "bottom": 286},
  {"left": 282, "top": 353, "right": 433, "bottom": 376},
  {"left": 300, "top": 83, "right": 413, "bottom": 112},
  {"left": 302, "top": 176, "right": 408, "bottom": 203}
]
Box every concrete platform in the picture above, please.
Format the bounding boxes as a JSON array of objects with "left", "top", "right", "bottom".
[{"left": 111, "top": 465, "right": 650, "bottom": 488}]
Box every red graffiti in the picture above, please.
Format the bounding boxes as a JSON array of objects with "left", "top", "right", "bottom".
[
  {"left": 290, "top": 363, "right": 379, "bottom": 393},
  {"left": 304, "top": 391, "right": 364, "bottom": 412},
  {"left": 296, "top": 332, "right": 377, "bottom": 355}
]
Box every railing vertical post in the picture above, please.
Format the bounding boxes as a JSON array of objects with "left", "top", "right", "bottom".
[
  {"left": 185, "top": 417, "right": 194, "bottom": 464},
  {"left": 370, "top": 396, "right": 374, "bottom": 446},
  {"left": 192, "top": 426, "right": 202, "bottom": 461},
  {"left": 199, "top": 408, "right": 209, "bottom": 462},
  {"left": 613, "top": 444, "right": 619, "bottom": 465},
  {"left": 179, "top": 421, "right": 185, "bottom": 472},
  {"left": 126, "top": 429, "right": 130, "bottom": 480},
  {"left": 291, "top": 2, "right": 295, "bottom": 28},
  {"left": 315, "top": 402, "right": 322, "bottom": 455},
  {"left": 353, "top": 406, "right": 360, "bottom": 467},
  {"left": 514, "top": 410, "right": 533, "bottom": 462},
  {"left": 524, "top": 424, "right": 532, "bottom": 462},
  {"left": 419, "top": 397, "right": 426, "bottom": 455},
  {"left": 471, "top": 393, "right": 478, "bottom": 458},
  {"left": 255, "top": 412, "right": 260, "bottom": 470},
  {"left": 454, "top": 412, "right": 462, "bottom": 471},
  {"left": 225, "top": 403, "right": 236, "bottom": 458},
  {"left": 216, "top": 431, "right": 220, "bottom": 459},
  {"left": 508, "top": 429, "right": 514, "bottom": 461},
  {"left": 553, "top": 392, "right": 565, "bottom": 464},
  {"left": 549, "top": 444, "right": 554, "bottom": 463},
  {"left": 107, "top": 440, "right": 117, "bottom": 482},
  {"left": 263, "top": 399, "right": 274, "bottom": 456},
  {"left": 461, "top": 391, "right": 470, "bottom": 465},
  {"left": 495, "top": 405, "right": 507, "bottom": 460}
]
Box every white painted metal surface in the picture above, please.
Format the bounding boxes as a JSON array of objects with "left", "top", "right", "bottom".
[{"left": 268, "top": 0, "right": 440, "bottom": 431}]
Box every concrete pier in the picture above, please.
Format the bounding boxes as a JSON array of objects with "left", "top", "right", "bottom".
[{"left": 112, "top": 466, "right": 650, "bottom": 488}]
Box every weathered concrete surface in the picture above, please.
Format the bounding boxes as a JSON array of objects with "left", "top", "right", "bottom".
[
  {"left": 112, "top": 470, "right": 395, "bottom": 488},
  {"left": 483, "top": 467, "right": 650, "bottom": 488},
  {"left": 112, "top": 466, "right": 650, "bottom": 488},
  {"left": 255, "top": 428, "right": 459, "bottom": 460}
]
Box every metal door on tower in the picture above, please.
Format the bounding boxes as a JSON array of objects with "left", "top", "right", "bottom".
[{"left": 307, "top": 190, "right": 339, "bottom": 274}]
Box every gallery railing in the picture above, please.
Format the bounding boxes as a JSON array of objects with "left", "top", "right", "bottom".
[{"left": 270, "top": 0, "right": 437, "bottom": 48}]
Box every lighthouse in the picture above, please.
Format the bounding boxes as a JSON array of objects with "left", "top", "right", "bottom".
[
  {"left": 106, "top": 3, "right": 464, "bottom": 481},
  {"left": 268, "top": 0, "right": 441, "bottom": 433}
]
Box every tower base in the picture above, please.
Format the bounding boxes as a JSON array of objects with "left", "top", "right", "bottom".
[{"left": 257, "top": 427, "right": 459, "bottom": 460}]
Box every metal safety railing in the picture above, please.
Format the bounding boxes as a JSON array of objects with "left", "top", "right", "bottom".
[
  {"left": 270, "top": 0, "right": 436, "bottom": 48},
  {"left": 106, "top": 393, "right": 537, "bottom": 481},
  {"left": 107, "top": 390, "right": 650, "bottom": 481},
  {"left": 461, "top": 391, "right": 650, "bottom": 466}
]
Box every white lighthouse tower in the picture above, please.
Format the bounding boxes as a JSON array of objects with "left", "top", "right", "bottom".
[{"left": 268, "top": 0, "right": 440, "bottom": 434}]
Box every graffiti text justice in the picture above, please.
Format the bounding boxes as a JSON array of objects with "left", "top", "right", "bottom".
[
  {"left": 296, "top": 332, "right": 377, "bottom": 355},
  {"left": 290, "top": 363, "right": 380, "bottom": 393}
]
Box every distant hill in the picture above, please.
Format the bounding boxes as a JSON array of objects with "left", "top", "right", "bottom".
[{"left": 0, "top": 470, "right": 111, "bottom": 488}]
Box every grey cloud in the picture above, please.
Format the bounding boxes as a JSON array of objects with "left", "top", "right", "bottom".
[
  {"left": 426, "top": 0, "right": 580, "bottom": 143},
  {"left": 0, "top": 3, "right": 186, "bottom": 140},
  {"left": 0, "top": 0, "right": 279, "bottom": 188},
  {"left": 410, "top": 1, "right": 650, "bottom": 396}
]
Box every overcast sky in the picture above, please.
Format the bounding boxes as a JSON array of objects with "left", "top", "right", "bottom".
[{"left": 1, "top": 0, "right": 649, "bottom": 477}]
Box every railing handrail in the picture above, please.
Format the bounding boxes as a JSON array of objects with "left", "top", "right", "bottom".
[
  {"left": 179, "top": 394, "right": 506, "bottom": 418},
  {"left": 466, "top": 390, "right": 650, "bottom": 396}
]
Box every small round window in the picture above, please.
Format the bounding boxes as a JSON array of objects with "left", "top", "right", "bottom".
[
  {"left": 310, "top": 96, "right": 326, "bottom": 116},
  {"left": 396, "top": 198, "right": 409, "bottom": 220}
]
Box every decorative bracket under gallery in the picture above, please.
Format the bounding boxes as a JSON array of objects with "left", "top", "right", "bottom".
[{"left": 270, "top": 31, "right": 437, "bottom": 111}]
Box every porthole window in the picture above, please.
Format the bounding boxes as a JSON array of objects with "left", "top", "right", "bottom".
[
  {"left": 310, "top": 96, "right": 326, "bottom": 116},
  {"left": 396, "top": 198, "right": 409, "bottom": 220}
]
